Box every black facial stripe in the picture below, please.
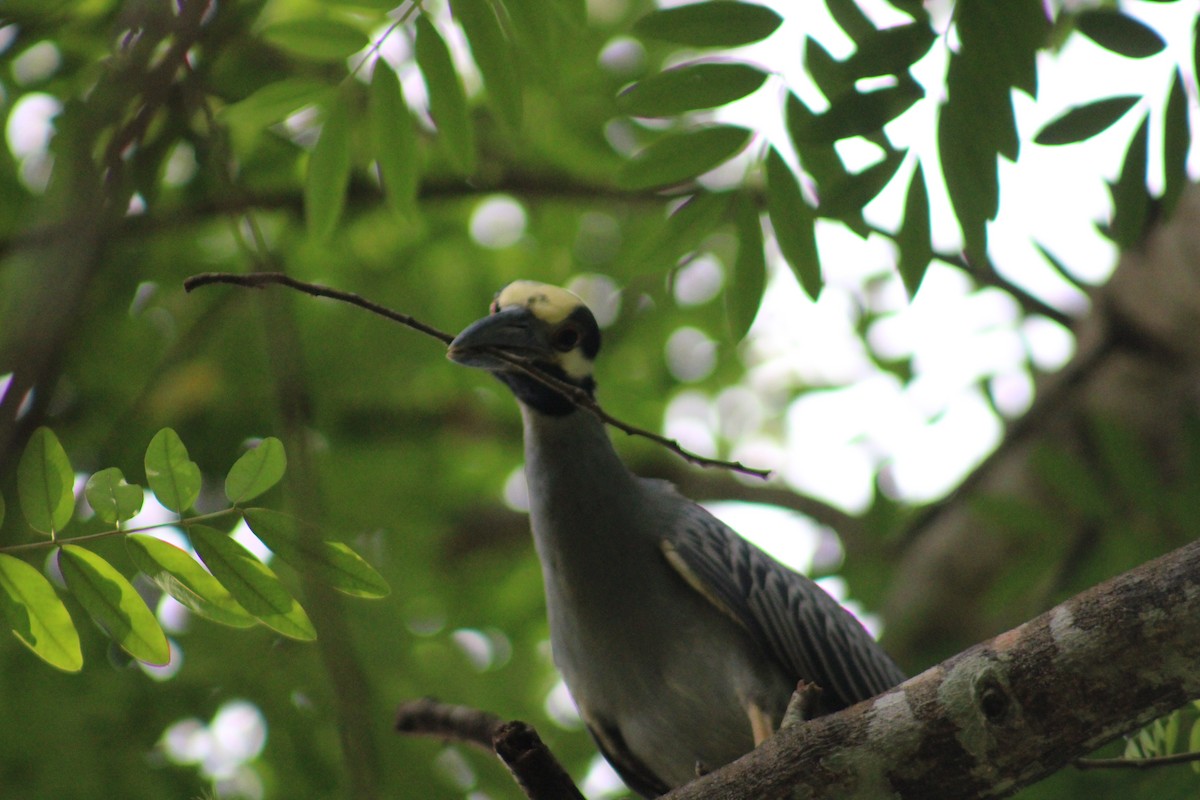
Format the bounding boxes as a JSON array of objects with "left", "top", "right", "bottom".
[
  {"left": 496, "top": 363, "right": 596, "bottom": 416},
  {"left": 566, "top": 305, "right": 601, "bottom": 360}
]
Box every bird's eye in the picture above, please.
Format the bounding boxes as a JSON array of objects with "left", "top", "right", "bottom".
[
  {"left": 489, "top": 300, "right": 501, "bottom": 315},
  {"left": 553, "top": 325, "right": 581, "bottom": 352}
]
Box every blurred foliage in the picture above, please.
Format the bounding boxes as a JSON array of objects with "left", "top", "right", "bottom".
[{"left": 0, "top": 0, "right": 1197, "bottom": 798}]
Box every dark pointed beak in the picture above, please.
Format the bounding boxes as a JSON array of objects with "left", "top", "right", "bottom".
[{"left": 447, "top": 307, "right": 550, "bottom": 370}]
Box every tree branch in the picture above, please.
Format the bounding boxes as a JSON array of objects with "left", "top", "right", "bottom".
[
  {"left": 493, "top": 721, "right": 588, "bottom": 800},
  {"left": 395, "top": 698, "right": 503, "bottom": 752},
  {"left": 183, "top": 272, "right": 770, "bottom": 478},
  {"left": 662, "top": 537, "right": 1200, "bottom": 799},
  {"left": 394, "top": 699, "right": 586, "bottom": 800}
]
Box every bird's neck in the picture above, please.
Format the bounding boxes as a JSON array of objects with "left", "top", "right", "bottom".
[
  {"left": 518, "top": 402, "right": 651, "bottom": 580},
  {"left": 519, "top": 403, "right": 637, "bottom": 506}
]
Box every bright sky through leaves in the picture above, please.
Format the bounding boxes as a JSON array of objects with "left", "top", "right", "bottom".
[{"left": 681, "top": 0, "right": 1200, "bottom": 508}]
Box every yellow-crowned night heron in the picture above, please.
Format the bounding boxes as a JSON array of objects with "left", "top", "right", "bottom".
[{"left": 448, "top": 280, "right": 904, "bottom": 797}]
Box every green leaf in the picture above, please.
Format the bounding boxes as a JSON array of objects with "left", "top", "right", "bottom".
[
  {"left": 896, "top": 164, "right": 932, "bottom": 296},
  {"left": 188, "top": 525, "right": 316, "bottom": 640},
  {"left": 626, "top": 191, "right": 735, "bottom": 275},
  {"left": 938, "top": 47, "right": 1000, "bottom": 265},
  {"left": 84, "top": 468, "right": 144, "bottom": 525},
  {"left": 1195, "top": 16, "right": 1200, "bottom": 108},
  {"left": 618, "top": 126, "right": 752, "bottom": 190},
  {"left": 220, "top": 79, "right": 332, "bottom": 133},
  {"left": 765, "top": 148, "right": 821, "bottom": 299},
  {"left": 416, "top": 15, "right": 475, "bottom": 174},
  {"left": 1190, "top": 715, "right": 1200, "bottom": 773},
  {"left": 1163, "top": 708, "right": 1180, "bottom": 752},
  {"left": 619, "top": 62, "right": 768, "bottom": 118},
  {"left": 1033, "top": 242, "right": 1084, "bottom": 290},
  {"left": 1105, "top": 113, "right": 1150, "bottom": 248},
  {"left": 1033, "top": 96, "right": 1139, "bottom": 146},
  {"left": 844, "top": 22, "right": 936, "bottom": 78},
  {"left": 633, "top": 3, "right": 782, "bottom": 47},
  {"left": 57, "top": 545, "right": 169, "bottom": 665},
  {"left": 0, "top": 553, "right": 82, "bottom": 672},
  {"left": 260, "top": 18, "right": 369, "bottom": 62},
  {"left": 786, "top": 94, "right": 850, "bottom": 190},
  {"left": 817, "top": 148, "right": 905, "bottom": 219},
  {"left": 825, "top": 0, "right": 874, "bottom": 43},
  {"left": 805, "top": 37, "right": 851, "bottom": 101},
  {"left": 1162, "top": 70, "right": 1189, "bottom": 218},
  {"left": 453, "top": 0, "right": 523, "bottom": 131},
  {"left": 18, "top": 427, "right": 74, "bottom": 535},
  {"left": 502, "top": 0, "right": 573, "bottom": 78},
  {"left": 953, "top": 0, "right": 1032, "bottom": 152},
  {"left": 791, "top": 82, "right": 922, "bottom": 143},
  {"left": 224, "top": 437, "right": 287, "bottom": 504},
  {"left": 126, "top": 534, "right": 256, "bottom": 628},
  {"left": 957, "top": 0, "right": 1046, "bottom": 98},
  {"left": 306, "top": 97, "right": 352, "bottom": 241},
  {"left": 369, "top": 61, "right": 420, "bottom": 218},
  {"left": 1077, "top": 9, "right": 1166, "bottom": 59},
  {"left": 144, "top": 428, "right": 201, "bottom": 514},
  {"left": 725, "top": 194, "right": 766, "bottom": 342},
  {"left": 244, "top": 509, "right": 389, "bottom": 598}
]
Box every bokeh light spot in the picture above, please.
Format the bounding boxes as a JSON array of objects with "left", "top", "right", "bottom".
[{"left": 469, "top": 195, "right": 527, "bottom": 249}]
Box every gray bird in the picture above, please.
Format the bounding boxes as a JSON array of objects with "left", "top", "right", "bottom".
[{"left": 448, "top": 280, "right": 905, "bottom": 797}]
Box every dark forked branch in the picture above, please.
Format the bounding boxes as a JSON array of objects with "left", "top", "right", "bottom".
[{"left": 394, "top": 699, "right": 585, "bottom": 800}]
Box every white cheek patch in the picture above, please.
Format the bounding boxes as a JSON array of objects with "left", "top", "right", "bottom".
[
  {"left": 558, "top": 349, "right": 592, "bottom": 381},
  {"left": 496, "top": 280, "right": 582, "bottom": 325}
]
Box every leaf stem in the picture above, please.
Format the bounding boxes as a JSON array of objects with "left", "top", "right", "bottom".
[{"left": 0, "top": 508, "right": 240, "bottom": 554}]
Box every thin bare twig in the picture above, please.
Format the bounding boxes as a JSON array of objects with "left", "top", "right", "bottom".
[
  {"left": 184, "top": 272, "right": 771, "bottom": 478},
  {"left": 1075, "top": 750, "right": 1200, "bottom": 770},
  {"left": 184, "top": 272, "right": 454, "bottom": 343},
  {"left": 498, "top": 354, "right": 770, "bottom": 478}
]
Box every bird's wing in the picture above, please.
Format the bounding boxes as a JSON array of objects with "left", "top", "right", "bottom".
[{"left": 662, "top": 504, "right": 905, "bottom": 710}]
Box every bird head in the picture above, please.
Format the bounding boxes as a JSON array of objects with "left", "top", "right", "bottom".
[{"left": 448, "top": 280, "right": 601, "bottom": 415}]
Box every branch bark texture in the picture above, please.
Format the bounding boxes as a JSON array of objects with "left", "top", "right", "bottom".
[{"left": 663, "top": 537, "right": 1200, "bottom": 800}]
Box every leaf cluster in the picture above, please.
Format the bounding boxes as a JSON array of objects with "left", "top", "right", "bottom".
[{"left": 0, "top": 428, "right": 387, "bottom": 672}]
